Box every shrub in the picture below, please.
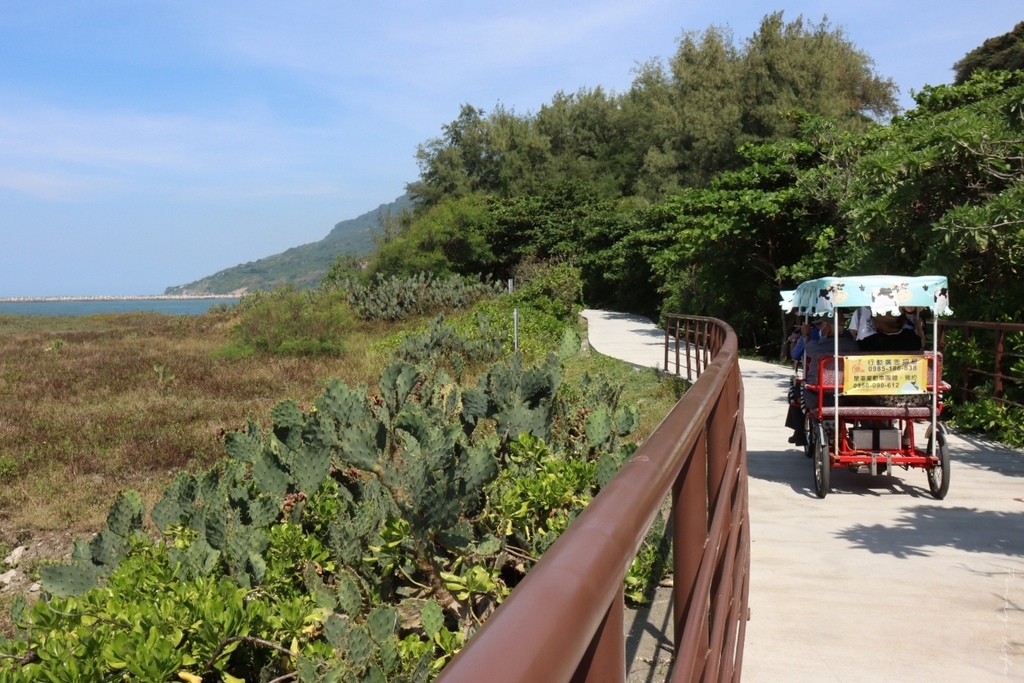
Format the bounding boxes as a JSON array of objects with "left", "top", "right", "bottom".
[
  {"left": 510, "top": 260, "right": 584, "bottom": 323},
  {"left": 4, "top": 344, "right": 652, "bottom": 680},
  {"left": 231, "top": 286, "right": 351, "bottom": 357},
  {"left": 339, "top": 273, "right": 505, "bottom": 322}
]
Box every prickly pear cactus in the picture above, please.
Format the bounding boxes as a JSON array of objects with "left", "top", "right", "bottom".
[
  {"left": 366, "top": 605, "right": 398, "bottom": 643},
  {"left": 336, "top": 571, "right": 364, "bottom": 616},
  {"left": 291, "top": 445, "right": 332, "bottom": 495},
  {"left": 459, "top": 441, "right": 499, "bottom": 494},
  {"left": 379, "top": 362, "right": 421, "bottom": 418},
  {"left": 615, "top": 404, "right": 641, "bottom": 436},
  {"left": 321, "top": 378, "right": 369, "bottom": 426},
  {"left": 39, "top": 564, "right": 104, "bottom": 599},
  {"left": 224, "top": 420, "right": 261, "bottom": 462},
  {"left": 585, "top": 405, "right": 613, "bottom": 450},
  {"left": 106, "top": 490, "right": 144, "bottom": 538},
  {"left": 271, "top": 399, "right": 305, "bottom": 449},
  {"left": 339, "top": 424, "right": 381, "bottom": 471},
  {"left": 253, "top": 450, "right": 290, "bottom": 499}
]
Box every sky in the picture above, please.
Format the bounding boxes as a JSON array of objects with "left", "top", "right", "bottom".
[{"left": 0, "top": 1, "right": 1020, "bottom": 297}]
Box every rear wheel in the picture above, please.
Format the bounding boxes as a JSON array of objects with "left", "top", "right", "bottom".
[
  {"left": 926, "top": 425, "right": 950, "bottom": 499},
  {"left": 813, "top": 423, "right": 831, "bottom": 498}
]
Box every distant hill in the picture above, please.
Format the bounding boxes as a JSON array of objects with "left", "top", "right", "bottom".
[{"left": 164, "top": 194, "right": 413, "bottom": 296}]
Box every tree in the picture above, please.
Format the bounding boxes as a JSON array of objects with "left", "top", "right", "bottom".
[
  {"left": 408, "top": 104, "right": 501, "bottom": 208},
  {"left": 835, "top": 70, "right": 1024, "bottom": 321},
  {"left": 628, "top": 25, "right": 743, "bottom": 196},
  {"left": 644, "top": 134, "right": 839, "bottom": 348},
  {"left": 368, "top": 194, "right": 495, "bottom": 278},
  {"left": 409, "top": 13, "right": 900, "bottom": 209},
  {"left": 739, "top": 12, "right": 898, "bottom": 140},
  {"left": 954, "top": 21, "right": 1024, "bottom": 85}
]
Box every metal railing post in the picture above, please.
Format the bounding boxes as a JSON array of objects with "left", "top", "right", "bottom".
[{"left": 673, "top": 433, "right": 708, "bottom": 681}]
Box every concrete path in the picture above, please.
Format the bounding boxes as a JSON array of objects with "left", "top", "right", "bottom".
[{"left": 580, "top": 310, "right": 1024, "bottom": 683}]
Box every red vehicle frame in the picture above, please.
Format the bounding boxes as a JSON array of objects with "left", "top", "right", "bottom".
[{"left": 799, "top": 351, "right": 950, "bottom": 498}]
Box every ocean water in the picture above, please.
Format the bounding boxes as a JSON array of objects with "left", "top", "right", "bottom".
[{"left": 0, "top": 298, "right": 240, "bottom": 317}]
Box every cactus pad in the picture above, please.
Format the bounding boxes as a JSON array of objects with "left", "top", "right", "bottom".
[
  {"left": 40, "top": 563, "right": 103, "bottom": 598},
  {"left": 291, "top": 445, "right": 332, "bottom": 495},
  {"left": 419, "top": 599, "right": 444, "bottom": 638},
  {"left": 106, "top": 490, "right": 144, "bottom": 538}
]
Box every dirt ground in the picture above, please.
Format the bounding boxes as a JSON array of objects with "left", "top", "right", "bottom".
[{"left": 0, "top": 528, "right": 78, "bottom": 633}]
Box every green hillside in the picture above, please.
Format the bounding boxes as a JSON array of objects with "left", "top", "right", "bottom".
[{"left": 164, "top": 194, "right": 413, "bottom": 295}]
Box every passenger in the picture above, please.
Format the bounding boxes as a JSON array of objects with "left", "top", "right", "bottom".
[
  {"left": 803, "top": 316, "right": 860, "bottom": 407},
  {"left": 785, "top": 325, "right": 800, "bottom": 362},
  {"left": 900, "top": 306, "right": 927, "bottom": 350},
  {"left": 859, "top": 311, "right": 920, "bottom": 352},
  {"left": 790, "top": 320, "right": 821, "bottom": 363},
  {"left": 848, "top": 306, "right": 876, "bottom": 344},
  {"left": 785, "top": 315, "right": 858, "bottom": 447}
]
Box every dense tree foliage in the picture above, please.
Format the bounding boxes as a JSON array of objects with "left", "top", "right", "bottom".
[
  {"left": 835, "top": 70, "right": 1024, "bottom": 321},
  {"left": 954, "top": 21, "right": 1024, "bottom": 85},
  {"left": 336, "top": 14, "right": 1023, "bottom": 355},
  {"left": 407, "top": 12, "right": 897, "bottom": 209}
]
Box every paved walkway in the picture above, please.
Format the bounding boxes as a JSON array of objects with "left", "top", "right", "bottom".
[{"left": 581, "top": 310, "right": 1024, "bottom": 683}]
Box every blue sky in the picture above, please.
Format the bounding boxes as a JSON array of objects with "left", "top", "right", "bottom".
[{"left": 1, "top": 1, "right": 1020, "bottom": 297}]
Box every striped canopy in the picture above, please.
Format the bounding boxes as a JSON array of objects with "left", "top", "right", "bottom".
[{"left": 780, "top": 275, "right": 951, "bottom": 317}]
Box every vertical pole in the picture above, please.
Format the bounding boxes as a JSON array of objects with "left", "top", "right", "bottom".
[
  {"left": 665, "top": 318, "right": 671, "bottom": 376},
  {"left": 675, "top": 318, "right": 682, "bottom": 377},
  {"left": 690, "top": 321, "right": 697, "bottom": 378},
  {"left": 994, "top": 327, "right": 1005, "bottom": 399},
  {"left": 706, "top": 390, "right": 729, "bottom": 659},
  {"left": 673, "top": 434, "right": 708, "bottom": 681},
  {"left": 932, "top": 316, "right": 939, "bottom": 457},
  {"left": 513, "top": 309, "right": 519, "bottom": 352},
  {"left": 962, "top": 327, "right": 972, "bottom": 404}
]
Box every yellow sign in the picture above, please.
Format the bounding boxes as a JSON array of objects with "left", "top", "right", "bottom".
[{"left": 843, "top": 356, "right": 928, "bottom": 395}]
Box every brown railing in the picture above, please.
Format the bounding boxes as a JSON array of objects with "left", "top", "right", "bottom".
[
  {"left": 664, "top": 316, "right": 719, "bottom": 381},
  {"left": 438, "top": 316, "right": 748, "bottom": 683},
  {"left": 938, "top": 320, "right": 1024, "bottom": 408}
]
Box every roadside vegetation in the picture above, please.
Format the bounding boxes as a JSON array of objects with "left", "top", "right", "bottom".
[
  {"left": 1, "top": 12, "right": 1021, "bottom": 681},
  {"left": 0, "top": 266, "right": 684, "bottom": 680}
]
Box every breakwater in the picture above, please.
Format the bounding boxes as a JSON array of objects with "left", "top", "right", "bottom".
[
  {"left": 0, "top": 295, "right": 237, "bottom": 303},
  {"left": 0, "top": 296, "right": 242, "bottom": 316}
]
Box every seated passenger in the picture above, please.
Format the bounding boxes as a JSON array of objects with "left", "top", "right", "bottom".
[
  {"left": 803, "top": 316, "right": 860, "bottom": 405},
  {"left": 785, "top": 315, "right": 858, "bottom": 446},
  {"left": 790, "top": 321, "right": 821, "bottom": 363},
  {"left": 858, "top": 311, "right": 921, "bottom": 352},
  {"left": 900, "top": 306, "right": 927, "bottom": 350},
  {"left": 848, "top": 306, "right": 876, "bottom": 344}
]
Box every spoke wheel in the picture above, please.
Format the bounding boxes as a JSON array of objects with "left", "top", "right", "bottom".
[
  {"left": 813, "top": 423, "right": 830, "bottom": 498},
  {"left": 926, "top": 425, "right": 950, "bottom": 499}
]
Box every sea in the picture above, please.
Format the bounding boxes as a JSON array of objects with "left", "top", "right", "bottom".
[{"left": 0, "top": 297, "right": 241, "bottom": 317}]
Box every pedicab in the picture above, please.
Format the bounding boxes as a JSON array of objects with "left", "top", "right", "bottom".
[{"left": 780, "top": 275, "right": 952, "bottom": 499}]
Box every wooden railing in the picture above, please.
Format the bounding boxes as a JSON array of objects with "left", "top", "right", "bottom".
[
  {"left": 938, "top": 320, "right": 1024, "bottom": 409},
  {"left": 438, "top": 316, "right": 748, "bottom": 683}
]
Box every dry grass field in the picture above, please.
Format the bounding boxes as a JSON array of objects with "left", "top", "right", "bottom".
[
  {"left": 0, "top": 311, "right": 400, "bottom": 537},
  {"left": 0, "top": 307, "right": 682, "bottom": 632}
]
